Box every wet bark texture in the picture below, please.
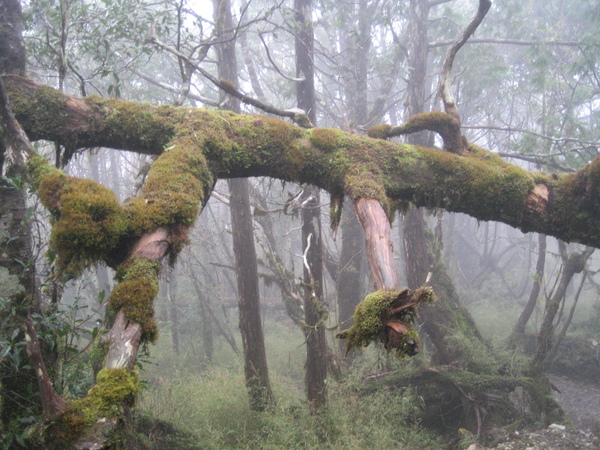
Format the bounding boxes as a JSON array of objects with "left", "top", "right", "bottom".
[
  {"left": 300, "top": 187, "right": 328, "bottom": 410},
  {"left": 354, "top": 198, "right": 398, "bottom": 290}
]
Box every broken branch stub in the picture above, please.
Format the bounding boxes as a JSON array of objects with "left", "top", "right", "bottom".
[{"left": 336, "top": 287, "right": 436, "bottom": 358}]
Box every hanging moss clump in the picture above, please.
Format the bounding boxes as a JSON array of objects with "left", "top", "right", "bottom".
[
  {"left": 28, "top": 155, "right": 128, "bottom": 278},
  {"left": 337, "top": 287, "right": 436, "bottom": 359}
]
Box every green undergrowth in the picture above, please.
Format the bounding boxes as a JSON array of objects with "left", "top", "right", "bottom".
[
  {"left": 132, "top": 323, "right": 444, "bottom": 449},
  {"left": 136, "top": 364, "right": 444, "bottom": 449}
]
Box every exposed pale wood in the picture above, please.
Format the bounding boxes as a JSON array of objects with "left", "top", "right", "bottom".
[
  {"left": 353, "top": 198, "right": 399, "bottom": 290},
  {"left": 131, "top": 226, "right": 171, "bottom": 260},
  {"left": 104, "top": 310, "right": 142, "bottom": 370}
]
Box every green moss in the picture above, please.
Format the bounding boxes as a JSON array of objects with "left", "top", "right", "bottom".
[
  {"left": 27, "top": 156, "right": 129, "bottom": 277},
  {"left": 344, "top": 171, "right": 394, "bottom": 221},
  {"left": 123, "top": 136, "right": 215, "bottom": 263},
  {"left": 406, "top": 145, "right": 537, "bottom": 222},
  {"left": 337, "top": 288, "right": 435, "bottom": 359},
  {"left": 87, "top": 97, "right": 176, "bottom": 151},
  {"left": 345, "top": 174, "right": 386, "bottom": 202},
  {"left": 367, "top": 124, "right": 392, "bottom": 140},
  {"left": 27, "top": 154, "right": 63, "bottom": 192},
  {"left": 309, "top": 128, "right": 342, "bottom": 152},
  {"left": 10, "top": 83, "right": 70, "bottom": 138},
  {"left": 55, "top": 368, "right": 139, "bottom": 443},
  {"left": 110, "top": 258, "right": 160, "bottom": 342}
]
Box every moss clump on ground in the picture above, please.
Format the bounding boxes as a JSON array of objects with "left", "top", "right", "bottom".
[
  {"left": 337, "top": 287, "right": 436, "bottom": 358},
  {"left": 109, "top": 258, "right": 160, "bottom": 342}
]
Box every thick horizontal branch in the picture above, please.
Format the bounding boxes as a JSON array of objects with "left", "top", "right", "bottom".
[{"left": 5, "top": 74, "right": 600, "bottom": 248}]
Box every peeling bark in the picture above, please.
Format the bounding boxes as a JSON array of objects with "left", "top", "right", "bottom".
[{"left": 104, "top": 311, "right": 142, "bottom": 370}]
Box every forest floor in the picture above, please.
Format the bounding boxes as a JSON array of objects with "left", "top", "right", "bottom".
[{"left": 489, "top": 375, "right": 600, "bottom": 449}]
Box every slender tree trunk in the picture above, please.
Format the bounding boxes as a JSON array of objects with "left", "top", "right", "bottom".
[
  {"left": 510, "top": 233, "right": 547, "bottom": 341},
  {"left": 300, "top": 186, "right": 328, "bottom": 410},
  {"left": 295, "top": 0, "right": 328, "bottom": 409},
  {"left": 529, "top": 243, "right": 593, "bottom": 376},
  {"left": 335, "top": 0, "right": 368, "bottom": 346},
  {"left": 0, "top": 0, "right": 42, "bottom": 427},
  {"left": 229, "top": 178, "right": 273, "bottom": 410},
  {"left": 168, "top": 268, "right": 180, "bottom": 355},
  {"left": 549, "top": 271, "right": 587, "bottom": 363},
  {"left": 212, "top": 0, "right": 273, "bottom": 411},
  {"left": 401, "top": 0, "right": 495, "bottom": 371}
]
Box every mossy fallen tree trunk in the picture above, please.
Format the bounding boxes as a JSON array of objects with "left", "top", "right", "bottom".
[
  {"left": 362, "top": 368, "right": 564, "bottom": 443},
  {"left": 4, "top": 74, "right": 600, "bottom": 447},
  {"left": 5, "top": 74, "right": 600, "bottom": 249}
]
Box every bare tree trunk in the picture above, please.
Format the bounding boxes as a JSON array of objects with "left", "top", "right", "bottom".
[
  {"left": 0, "top": 0, "right": 41, "bottom": 427},
  {"left": 510, "top": 233, "right": 547, "bottom": 341},
  {"left": 213, "top": 0, "right": 273, "bottom": 411},
  {"left": 354, "top": 198, "right": 399, "bottom": 290},
  {"left": 300, "top": 187, "right": 328, "bottom": 410},
  {"left": 295, "top": 0, "right": 328, "bottom": 410},
  {"left": 529, "top": 243, "right": 593, "bottom": 377},
  {"left": 549, "top": 271, "right": 587, "bottom": 363},
  {"left": 168, "top": 268, "right": 180, "bottom": 355},
  {"left": 229, "top": 178, "right": 274, "bottom": 410}
]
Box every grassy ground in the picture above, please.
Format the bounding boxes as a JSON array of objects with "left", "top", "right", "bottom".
[{"left": 133, "top": 321, "right": 445, "bottom": 449}]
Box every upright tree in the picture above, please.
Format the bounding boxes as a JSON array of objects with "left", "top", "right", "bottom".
[
  {"left": 212, "top": 0, "right": 273, "bottom": 411},
  {"left": 295, "top": 0, "right": 328, "bottom": 410},
  {"left": 0, "top": 0, "right": 41, "bottom": 430}
]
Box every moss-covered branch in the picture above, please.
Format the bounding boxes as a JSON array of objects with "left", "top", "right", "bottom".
[{"left": 6, "top": 74, "right": 600, "bottom": 248}]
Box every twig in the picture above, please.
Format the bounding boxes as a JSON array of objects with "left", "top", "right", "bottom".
[
  {"left": 438, "top": 0, "right": 492, "bottom": 116},
  {"left": 146, "top": 35, "right": 313, "bottom": 128},
  {"left": 258, "top": 32, "right": 304, "bottom": 82}
]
